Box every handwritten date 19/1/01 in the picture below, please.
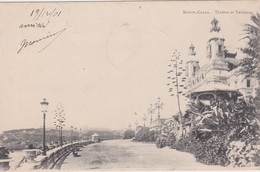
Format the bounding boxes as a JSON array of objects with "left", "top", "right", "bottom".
[{"left": 30, "top": 8, "right": 61, "bottom": 20}]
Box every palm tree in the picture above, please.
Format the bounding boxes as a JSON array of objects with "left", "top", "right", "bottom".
[
  {"left": 240, "top": 13, "right": 260, "bottom": 114},
  {"left": 240, "top": 13, "right": 260, "bottom": 78}
]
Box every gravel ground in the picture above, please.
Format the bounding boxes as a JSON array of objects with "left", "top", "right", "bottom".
[
  {"left": 8, "top": 150, "right": 25, "bottom": 170},
  {"left": 60, "top": 139, "right": 238, "bottom": 171}
]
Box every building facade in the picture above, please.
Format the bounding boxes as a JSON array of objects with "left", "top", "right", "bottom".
[{"left": 185, "top": 18, "right": 258, "bottom": 102}]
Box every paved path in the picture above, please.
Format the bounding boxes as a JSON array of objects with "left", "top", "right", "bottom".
[
  {"left": 60, "top": 139, "right": 233, "bottom": 170},
  {"left": 9, "top": 150, "right": 25, "bottom": 170}
]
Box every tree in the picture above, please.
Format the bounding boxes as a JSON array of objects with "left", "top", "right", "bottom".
[
  {"left": 167, "top": 49, "right": 187, "bottom": 122},
  {"left": 240, "top": 13, "right": 260, "bottom": 78},
  {"left": 240, "top": 13, "right": 260, "bottom": 113},
  {"left": 123, "top": 129, "right": 135, "bottom": 139},
  {"left": 148, "top": 104, "right": 154, "bottom": 127},
  {"left": 53, "top": 103, "right": 66, "bottom": 147},
  {"left": 0, "top": 147, "right": 9, "bottom": 159}
]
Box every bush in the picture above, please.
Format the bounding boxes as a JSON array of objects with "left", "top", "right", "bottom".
[
  {"left": 148, "top": 130, "right": 156, "bottom": 142},
  {"left": 135, "top": 127, "right": 150, "bottom": 142},
  {"left": 172, "top": 131, "right": 229, "bottom": 166},
  {"left": 27, "top": 144, "right": 35, "bottom": 149},
  {"left": 0, "top": 147, "right": 9, "bottom": 159},
  {"left": 227, "top": 140, "right": 259, "bottom": 167},
  {"left": 166, "top": 132, "right": 176, "bottom": 146},
  {"left": 123, "top": 130, "right": 135, "bottom": 139},
  {"left": 171, "top": 94, "right": 260, "bottom": 167},
  {"left": 156, "top": 136, "right": 167, "bottom": 148}
]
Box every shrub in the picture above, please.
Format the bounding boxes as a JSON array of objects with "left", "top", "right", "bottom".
[
  {"left": 166, "top": 132, "right": 176, "bottom": 146},
  {"left": 27, "top": 144, "right": 35, "bottom": 149},
  {"left": 171, "top": 94, "right": 260, "bottom": 166},
  {"left": 148, "top": 130, "right": 156, "bottom": 142},
  {"left": 134, "top": 127, "right": 150, "bottom": 142},
  {"left": 0, "top": 147, "right": 9, "bottom": 159},
  {"left": 155, "top": 136, "right": 167, "bottom": 148},
  {"left": 123, "top": 130, "right": 135, "bottom": 139}
]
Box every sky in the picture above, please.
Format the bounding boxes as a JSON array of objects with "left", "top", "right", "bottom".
[{"left": 0, "top": 1, "right": 259, "bottom": 133}]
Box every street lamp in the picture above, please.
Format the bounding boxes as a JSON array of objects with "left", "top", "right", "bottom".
[
  {"left": 70, "top": 126, "right": 73, "bottom": 143},
  {"left": 60, "top": 117, "right": 65, "bottom": 147},
  {"left": 40, "top": 98, "right": 49, "bottom": 156},
  {"left": 79, "top": 128, "right": 82, "bottom": 141}
]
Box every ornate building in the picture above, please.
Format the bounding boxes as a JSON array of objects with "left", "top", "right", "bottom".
[{"left": 185, "top": 18, "right": 258, "bottom": 103}]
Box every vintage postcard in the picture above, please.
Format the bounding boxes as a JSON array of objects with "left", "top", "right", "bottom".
[{"left": 0, "top": 0, "right": 259, "bottom": 171}]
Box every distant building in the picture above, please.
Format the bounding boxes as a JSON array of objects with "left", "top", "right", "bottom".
[
  {"left": 185, "top": 18, "right": 258, "bottom": 102},
  {"left": 91, "top": 133, "right": 100, "bottom": 143}
]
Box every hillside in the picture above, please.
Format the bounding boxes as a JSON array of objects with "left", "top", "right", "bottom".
[{"left": 0, "top": 128, "right": 124, "bottom": 150}]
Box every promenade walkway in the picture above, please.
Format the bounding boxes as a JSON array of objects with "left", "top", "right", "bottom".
[{"left": 61, "top": 139, "right": 230, "bottom": 170}]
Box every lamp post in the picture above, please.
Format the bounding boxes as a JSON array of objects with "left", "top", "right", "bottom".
[
  {"left": 79, "top": 128, "right": 82, "bottom": 141},
  {"left": 59, "top": 117, "right": 65, "bottom": 147},
  {"left": 70, "top": 126, "right": 73, "bottom": 143},
  {"left": 74, "top": 127, "right": 77, "bottom": 141},
  {"left": 40, "top": 98, "right": 49, "bottom": 156}
]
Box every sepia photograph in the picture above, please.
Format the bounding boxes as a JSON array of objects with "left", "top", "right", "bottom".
[{"left": 0, "top": 0, "right": 259, "bottom": 171}]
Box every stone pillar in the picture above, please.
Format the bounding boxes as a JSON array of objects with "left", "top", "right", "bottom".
[{"left": 0, "top": 159, "right": 11, "bottom": 171}]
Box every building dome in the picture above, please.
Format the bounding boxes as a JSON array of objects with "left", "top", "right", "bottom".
[
  {"left": 208, "top": 18, "right": 225, "bottom": 41},
  {"left": 187, "top": 43, "right": 199, "bottom": 62}
]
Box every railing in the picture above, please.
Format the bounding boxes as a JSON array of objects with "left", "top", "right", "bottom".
[{"left": 16, "top": 140, "right": 93, "bottom": 170}]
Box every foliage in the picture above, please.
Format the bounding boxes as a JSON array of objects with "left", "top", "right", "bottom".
[
  {"left": 0, "top": 147, "right": 9, "bottom": 159},
  {"left": 27, "top": 144, "right": 35, "bottom": 149},
  {"left": 0, "top": 128, "right": 124, "bottom": 150},
  {"left": 239, "top": 13, "right": 260, "bottom": 77},
  {"left": 254, "top": 88, "right": 260, "bottom": 114},
  {"left": 172, "top": 93, "right": 260, "bottom": 166},
  {"left": 148, "top": 130, "right": 156, "bottom": 142},
  {"left": 134, "top": 127, "right": 157, "bottom": 142},
  {"left": 167, "top": 49, "right": 187, "bottom": 120},
  {"left": 155, "top": 136, "right": 167, "bottom": 148},
  {"left": 158, "top": 13, "right": 260, "bottom": 167},
  {"left": 123, "top": 129, "right": 135, "bottom": 139},
  {"left": 166, "top": 132, "right": 176, "bottom": 147},
  {"left": 227, "top": 140, "right": 259, "bottom": 167},
  {"left": 134, "top": 127, "right": 150, "bottom": 142}
]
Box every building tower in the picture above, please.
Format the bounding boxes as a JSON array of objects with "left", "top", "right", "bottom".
[
  {"left": 185, "top": 43, "right": 200, "bottom": 91},
  {"left": 207, "top": 18, "right": 226, "bottom": 61},
  {"left": 204, "top": 18, "right": 230, "bottom": 87},
  {"left": 186, "top": 43, "right": 199, "bottom": 78}
]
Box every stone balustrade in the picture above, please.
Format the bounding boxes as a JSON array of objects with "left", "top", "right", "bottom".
[
  {"left": 0, "top": 159, "right": 12, "bottom": 171},
  {"left": 16, "top": 140, "right": 93, "bottom": 170}
]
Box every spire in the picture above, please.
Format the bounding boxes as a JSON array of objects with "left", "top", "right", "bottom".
[
  {"left": 189, "top": 43, "right": 196, "bottom": 56},
  {"left": 210, "top": 18, "right": 221, "bottom": 32}
]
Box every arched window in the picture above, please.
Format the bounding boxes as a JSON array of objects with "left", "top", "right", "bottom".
[
  {"left": 207, "top": 43, "right": 212, "bottom": 58},
  {"left": 193, "top": 66, "right": 196, "bottom": 75},
  {"left": 247, "top": 79, "right": 250, "bottom": 88},
  {"left": 218, "top": 45, "right": 222, "bottom": 52}
]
